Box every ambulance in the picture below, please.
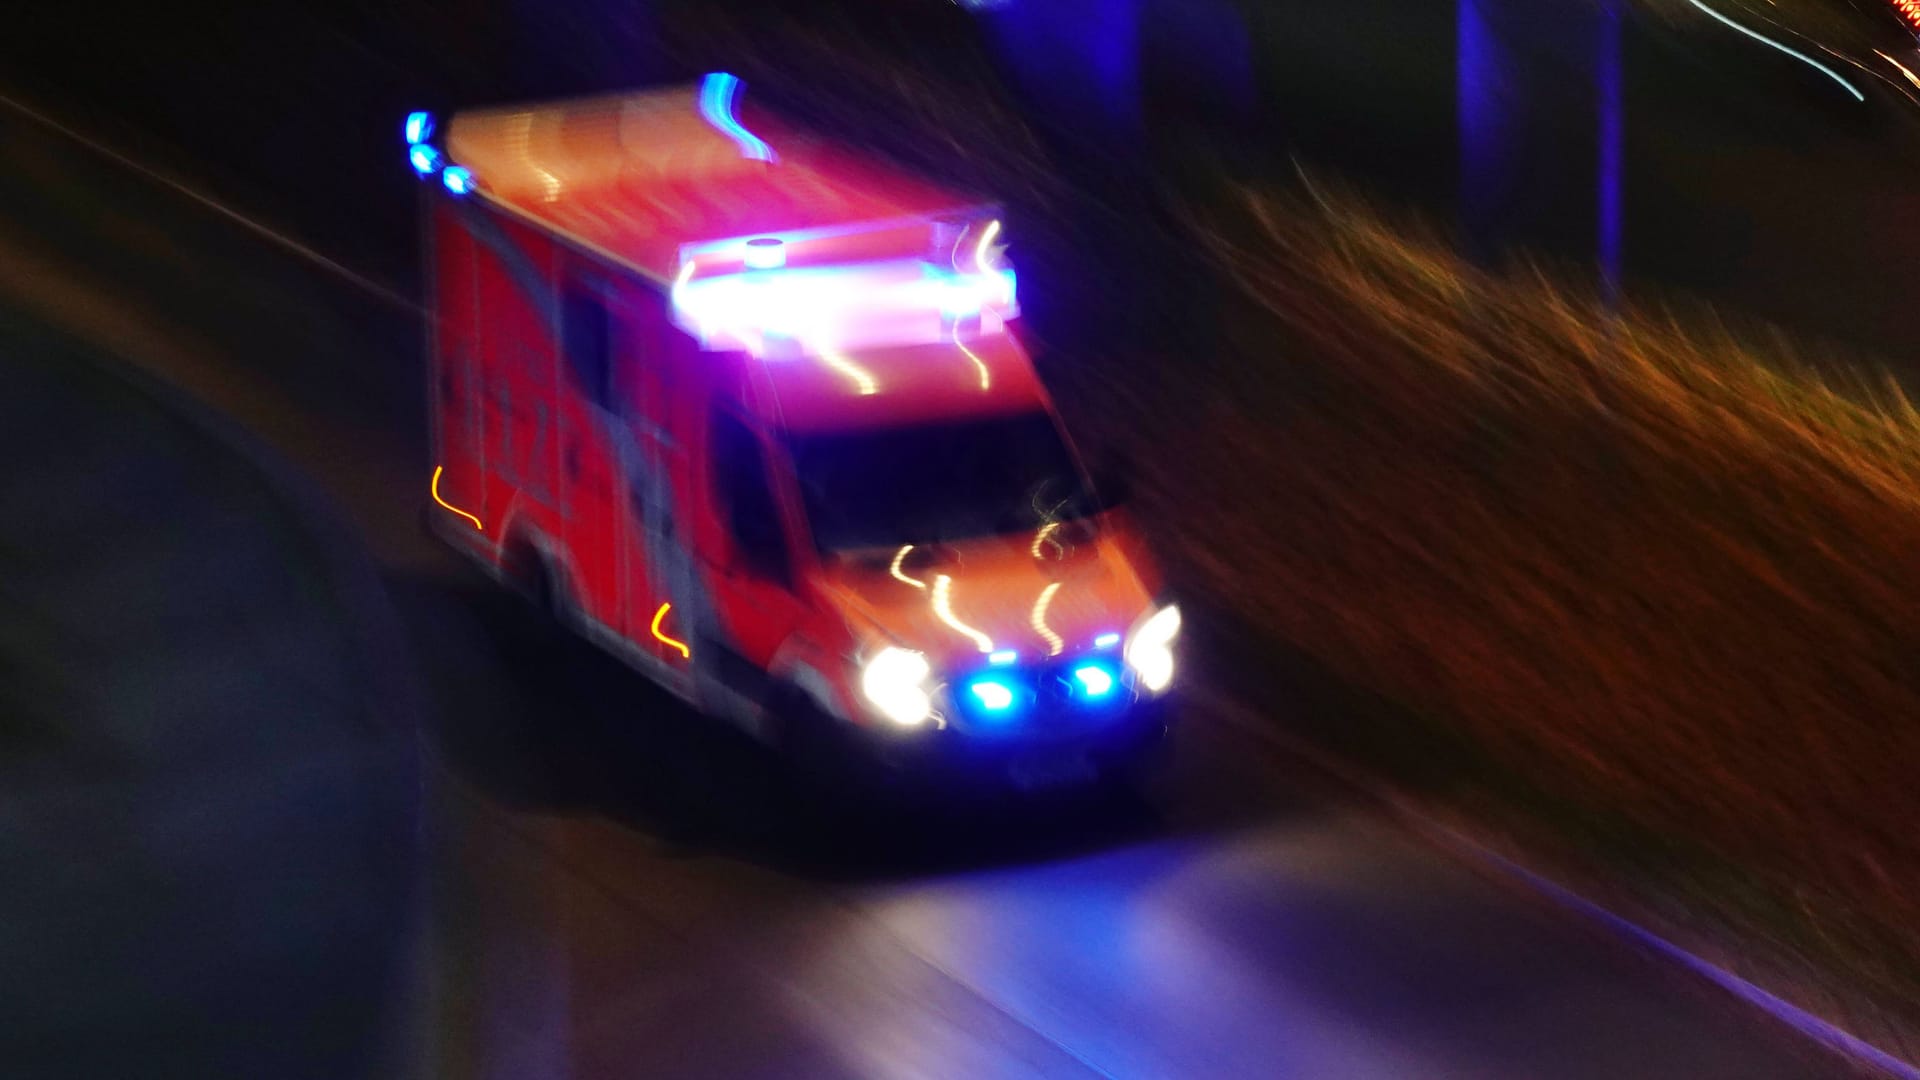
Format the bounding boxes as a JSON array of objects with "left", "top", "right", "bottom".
[{"left": 410, "top": 75, "right": 1180, "bottom": 791}]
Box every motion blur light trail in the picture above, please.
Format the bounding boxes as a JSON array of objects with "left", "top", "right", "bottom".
[
  {"left": 890, "top": 544, "right": 927, "bottom": 589},
  {"left": 815, "top": 347, "right": 879, "bottom": 395},
  {"left": 1029, "top": 581, "right": 1064, "bottom": 657},
  {"left": 955, "top": 329, "right": 992, "bottom": 391},
  {"left": 430, "top": 465, "right": 481, "bottom": 531},
  {"left": 1876, "top": 49, "right": 1920, "bottom": 91},
  {"left": 650, "top": 602, "right": 690, "bottom": 659},
  {"left": 698, "top": 72, "right": 775, "bottom": 162},
  {"left": 932, "top": 574, "right": 995, "bottom": 653},
  {"left": 1684, "top": 0, "right": 1865, "bottom": 101}
]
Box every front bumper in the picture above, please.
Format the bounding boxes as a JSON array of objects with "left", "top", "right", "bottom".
[{"left": 859, "top": 693, "right": 1174, "bottom": 792}]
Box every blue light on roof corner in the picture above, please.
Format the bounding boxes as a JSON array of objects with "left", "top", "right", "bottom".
[
  {"left": 404, "top": 110, "right": 434, "bottom": 146},
  {"left": 988, "top": 649, "right": 1018, "bottom": 666},
  {"left": 442, "top": 166, "right": 475, "bottom": 195},
  {"left": 409, "top": 144, "right": 442, "bottom": 177},
  {"left": 699, "top": 73, "right": 776, "bottom": 163},
  {"left": 1093, "top": 632, "right": 1121, "bottom": 649}
]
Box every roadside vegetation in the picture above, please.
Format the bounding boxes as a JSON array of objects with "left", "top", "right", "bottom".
[{"left": 1145, "top": 178, "right": 1920, "bottom": 1055}]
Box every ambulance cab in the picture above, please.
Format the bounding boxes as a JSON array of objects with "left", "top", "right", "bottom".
[{"left": 413, "top": 76, "right": 1179, "bottom": 791}]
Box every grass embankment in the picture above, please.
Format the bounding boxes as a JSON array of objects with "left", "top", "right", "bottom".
[{"left": 1108, "top": 181, "right": 1920, "bottom": 1050}]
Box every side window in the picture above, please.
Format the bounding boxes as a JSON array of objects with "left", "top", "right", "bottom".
[
  {"left": 710, "top": 410, "right": 792, "bottom": 585},
  {"left": 562, "top": 286, "right": 612, "bottom": 409}
]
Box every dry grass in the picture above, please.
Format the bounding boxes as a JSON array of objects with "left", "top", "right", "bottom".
[{"left": 1086, "top": 176, "right": 1920, "bottom": 1042}]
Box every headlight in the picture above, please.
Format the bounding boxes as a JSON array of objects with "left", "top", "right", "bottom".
[
  {"left": 860, "top": 646, "right": 934, "bottom": 727},
  {"left": 1124, "top": 604, "right": 1181, "bottom": 693}
]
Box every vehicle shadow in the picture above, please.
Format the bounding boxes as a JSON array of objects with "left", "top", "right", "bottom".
[{"left": 386, "top": 567, "right": 1298, "bottom": 885}]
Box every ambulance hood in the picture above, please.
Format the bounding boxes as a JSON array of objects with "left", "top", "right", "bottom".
[{"left": 816, "top": 514, "right": 1158, "bottom": 671}]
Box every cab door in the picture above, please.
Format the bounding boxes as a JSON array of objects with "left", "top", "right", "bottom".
[
  {"left": 698, "top": 405, "right": 812, "bottom": 708},
  {"left": 429, "top": 204, "right": 487, "bottom": 532},
  {"left": 558, "top": 275, "right": 628, "bottom": 631}
]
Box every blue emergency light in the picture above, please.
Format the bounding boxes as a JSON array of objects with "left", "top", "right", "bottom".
[
  {"left": 404, "top": 110, "right": 434, "bottom": 147},
  {"left": 409, "top": 144, "right": 442, "bottom": 177},
  {"left": 1072, "top": 663, "right": 1117, "bottom": 699},
  {"left": 969, "top": 678, "right": 1018, "bottom": 715}
]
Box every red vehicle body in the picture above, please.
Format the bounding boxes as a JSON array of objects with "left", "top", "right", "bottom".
[{"left": 414, "top": 77, "right": 1180, "bottom": 788}]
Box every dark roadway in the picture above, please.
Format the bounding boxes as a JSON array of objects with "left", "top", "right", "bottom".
[{"left": 0, "top": 69, "right": 1867, "bottom": 1080}]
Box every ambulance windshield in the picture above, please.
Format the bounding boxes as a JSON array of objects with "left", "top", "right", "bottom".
[{"left": 787, "top": 412, "right": 1098, "bottom": 552}]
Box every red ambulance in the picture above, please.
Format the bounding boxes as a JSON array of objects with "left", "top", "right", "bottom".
[{"left": 412, "top": 76, "right": 1180, "bottom": 790}]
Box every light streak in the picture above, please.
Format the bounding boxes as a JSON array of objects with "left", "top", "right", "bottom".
[
  {"left": 674, "top": 259, "right": 698, "bottom": 290},
  {"left": 506, "top": 112, "right": 562, "bottom": 202},
  {"left": 1029, "top": 521, "right": 1060, "bottom": 560},
  {"left": 890, "top": 545, "right": 927, "bottom": 589},
  {"left": 973, "top": 218, "right": 1003, "bottom": 274},
  {"left": 932, "top": 574, "right": 995, "bottom": 653},
  {"left": 650, "top": 602, "right": 691, "bottom": 659},
  {"left": 1684, "top": 0, "right": 1864, "bottom": 102},
  {"left": 1030, "top": 581, "right": 1064, "bottom": 656},
  {"left": 699, "top": 73, "right": 776, "bottom": 162},
  {"left": 431, "top": 465, "right": 483, "bottom": 530},
  {"left": 816, "top": 348, "right": 879, "bottom": 395},
  {"left": 954, "top": 326, "right": 991, "bottom": 391},
  {"left": 1876, "top": 49, "right": 1920, "bottom": 93}
]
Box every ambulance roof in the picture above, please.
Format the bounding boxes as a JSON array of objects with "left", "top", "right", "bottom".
[
  {"left": 444, "top": 80, "right": 987, "bottom": 282},
  {"left": 758, "top": 332, "right": 1050, "bottom": 435}
]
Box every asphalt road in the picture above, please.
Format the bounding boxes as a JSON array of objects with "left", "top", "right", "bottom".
[{"left": 0, "top": 89, "right": 1862, "bottom": 1080}]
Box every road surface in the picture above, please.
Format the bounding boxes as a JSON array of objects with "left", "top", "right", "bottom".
[{"left": 0, "top": 92, "right": 1858, "bottom": 1079}]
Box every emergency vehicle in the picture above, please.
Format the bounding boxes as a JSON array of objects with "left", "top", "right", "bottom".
[{"left": 410, "top": 75, "right": 1180, "bottom": 790}]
